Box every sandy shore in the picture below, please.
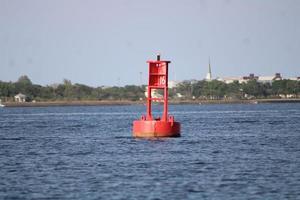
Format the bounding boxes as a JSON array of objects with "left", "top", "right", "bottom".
[{"left": 1, "top": 98, "right": 300, "bottom": 107}]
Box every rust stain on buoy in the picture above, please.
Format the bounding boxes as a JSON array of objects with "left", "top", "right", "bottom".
[{"left": 133, "top": 54, "right": 181, "bottom": 138}]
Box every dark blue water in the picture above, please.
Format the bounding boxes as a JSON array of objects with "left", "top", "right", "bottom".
[{"left": 0, "top": 103, "right": 300, "bottom": 199}]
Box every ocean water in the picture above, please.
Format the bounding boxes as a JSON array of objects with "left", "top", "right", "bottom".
[{"left": 0, "top": 103, "right": 300, "bottom": 200}]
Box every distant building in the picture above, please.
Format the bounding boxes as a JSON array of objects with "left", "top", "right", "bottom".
[
  {"left": 243, "top": 73, "right": 259, "bottom": 81},
  {"left": 205, "top": 58, "right": 212, "bottom": 81},
  {"left": 144, "top": 87, "right": 163, "bottom": 101},
  {"left": 180, "top": 79, "right": 198, "bottom": 84},
  {"left": 218, "top": 73, "right": 283, "bottom": 84},
  {"left": 258, "top": 73, "right": 282, "bottom": 84},
  {"left": 14, "top": 93, "right": 26, "bottom": 102},
  {"left": 176, "top": 93, "right": 184, "bottom": 98},
  {"left": 288, "top": 76, "right": 300, "bottom": 81},
  {"left": 217, "top": 73, "right": 258, "bottom": 84},
  {"left": 279, "top": 94, "right": 297, "bottom": 99},
  {"left": 168, "top": 81, "right": 178, "bottom": 89},
  {"left": 217, "top": 77, "right": 247, "bottom": 84}
]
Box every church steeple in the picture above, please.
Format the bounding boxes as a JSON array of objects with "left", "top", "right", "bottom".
[{"left": 206, "top": 57, "right": 212, "bottom": 81}]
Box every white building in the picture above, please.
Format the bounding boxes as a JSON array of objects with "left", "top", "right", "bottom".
[
  {"left": 14, "top": 93, "right": 26, "bottom": 102},
  {"left": 258, "top": 73, "right": 282, "bottom": 84},
  {"left": 144, "top": 87, "right": 163, "bottom": 100},
  {"left": 288, "top": 77, "right": 300, "bottom": 81},
  {"left": 168, "top": 80, "right": 178, "bottom": 89},
  {"left": 205, "top": 58, "right": 212, "bottom": 81},
  {"left": 217, "top": 77, "right": 247, "bottom": 84},
  {"left": 220, "top": 73, "right": 284, "bottom": 84},
  {"left": 218, "top": 73, "right": 270, "bottom": 84}
]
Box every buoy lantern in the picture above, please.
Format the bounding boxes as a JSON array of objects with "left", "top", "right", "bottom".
[{"left": 133, "top": 55, "right": 181, "bottom": 137}]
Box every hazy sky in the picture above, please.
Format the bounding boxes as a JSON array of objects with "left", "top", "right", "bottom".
[{"left": 1, "top": 0, "right": 299, "bottom": 86}]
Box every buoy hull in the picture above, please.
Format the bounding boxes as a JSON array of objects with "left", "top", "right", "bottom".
[{"left": 133, "top": 120, "right": 180, "bottom": 138}]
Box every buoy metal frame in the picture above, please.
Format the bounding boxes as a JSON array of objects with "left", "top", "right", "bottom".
[{"left": 133, "top": 55, "right": 181, "bottom": 137}]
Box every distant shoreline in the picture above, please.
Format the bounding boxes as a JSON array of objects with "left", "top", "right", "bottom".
[
  {"left": 2, "top": 100, "right": 139, "bottom": 107},
  {"left": 1, "top": 98, "right": 300, "bottom": 107}
]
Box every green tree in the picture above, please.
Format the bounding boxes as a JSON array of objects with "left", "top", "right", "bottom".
[
  {"left": 202, "top": 80, "right": 227, "bottom": 99},
  {"left": 226, "top": 81, "right": 242, "bottom": 99},
  {"left": 17, "top": 75, "right": 32, "bottom": 85},
  {"left": 191, "top": 80, "right": 206, "bottom": 98},
  {"left": 63, "top": 79, "right": 75, "bottom": 99},
  {"left": 176, "top": 81, "right": 192, "bottom": 99},
  {"left": 241, "top": 80, "right": 264, "bottom": 97}
]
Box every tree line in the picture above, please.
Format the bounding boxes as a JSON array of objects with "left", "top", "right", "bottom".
[
  {"left": 0, "top": 75, "right": 299, "bottom": 102},
  {"left": 0, "top": 76, "right": 145, "bottom": 102},
  {"left": 173, "top": 79, "right": 300, "bottom": 100}
]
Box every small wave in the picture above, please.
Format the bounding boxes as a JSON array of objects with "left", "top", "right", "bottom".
[
  {"left": 192, "top": 161, "right": 206, "bottom": 165},
  {"left": 233, "top": 120, "right": 259, "bottom": 124},
  {"left": 268, "top": 121, "right": 285, "bottom": 125},
  {"left": 114, "top": 136, "right": 133, "bottom": 139},
  {"left": 66, "top": 151, "right": 93, "bottom": 156},
  {"left": 0, "top": 137, "right": 23, "bottom": 141}
]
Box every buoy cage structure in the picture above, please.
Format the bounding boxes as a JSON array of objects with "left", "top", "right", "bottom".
[{"left": 133, "top": 55, "right": 181, "bottom": 137}]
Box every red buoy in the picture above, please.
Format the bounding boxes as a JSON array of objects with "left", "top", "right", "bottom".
[{"left": 133, "top": 55, "right": 181, "bottom": 137}]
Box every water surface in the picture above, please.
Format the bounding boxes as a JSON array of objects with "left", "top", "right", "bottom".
[{"left": 0, "top": 103, "right": 300, "bottom": 199}]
